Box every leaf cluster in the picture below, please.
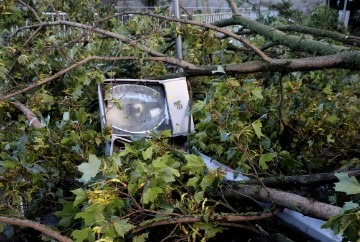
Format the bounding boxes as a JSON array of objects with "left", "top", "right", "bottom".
[{"left": 54, "top": 135, "right": 227, "bottom": 241}]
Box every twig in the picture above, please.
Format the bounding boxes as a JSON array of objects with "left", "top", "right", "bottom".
[
  {"left": 0, "top": 55, "right": 197, "bottom": 101},
  {"left": 16, "top": 26, "right": 43, "bottom": 55},
  {"left": 117, "top": 12, "right": 272, "bottom": 63},
  {"left": 10, "top": 21, "right": 165, "bottom": 58},
  {"left": 0, "top": 216, "right": 72, "bottom": 242},
  {"left": 278, "top": 73, "right": 285, "bottom": 136},
  {"left": 160, "top": 224, "right": 179, "bottom": 242},
  {"left": 215, "top": 222, "right": 263, "bottom": 235},
  {"left": 179, "top": 3, "right": 194, "bottom": 21},
  {"left": 226, "top": 0, "right": 241, "bottom": 16},
  {"left": 130, "top": 209, "right": 281, "bottom": 234},
  {"left": 13, "top": 16, "right": 272, "bottom": 63},
  {"left": 238, "top": 169, "right": 360, "bottom": 187},
  {"left": 15, "top": 0, "right": 43, "bottom": 23},
  {"left": 11, "top": 101, "right": 41, "bottom": 128}
]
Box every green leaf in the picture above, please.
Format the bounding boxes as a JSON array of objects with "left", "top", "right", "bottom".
[
  {"left": 42, "top": 93, "right": 54, "bottom": 103},
  {"left": 133, "top": 232, "right": 149, "bottom": 242},
  {"left": 2, "top": 160, "right": 17, "bottom": 169},
  {"left": 200, "top": 174, "right": 215, "bottom": 191},
  {"left": 251, "top": 88, "right": 263, "bottom": 100},
  {"left": 0, "top": 66, "right": 8, "bottom": 80},
  {"left": 183, "top": 154, "right": 206, "bottom": 175},
  {"left": 261, "top": 136, "right": 271, "bottom": 149},
  {"left": 197, "top": 223, "right": 223, "bottom": 239},
  {"left": 334, "top": 173, "right": 360, "bottom": 195},
  {"left": 128, "top": 183, "right": 138, "bottom": 195},
  {"left": 340, "top": 201, "right": 359, "bottom": 213},
  {"left": 228, "top": 79, "right": 240, "bottom": 87},
  {"left": 322, "top": 84, "right": 332, "bottom": 95},
  {"left": 71, "top": 228, "right": 91, "bottom": 242},
  {"left": 54, "top": 201, "right": 80, "bottom": 227},
  {"left": 143, "top": 186, "right": 163, "bottom": 204},
  {"left": 77, "top": 154, "right": 101, "bottom": 183},
  {"left": 186, "top": 175, "right": 201, "bottom": 187},
  {"left": 259, "top": 153, "right": 276, "bottom": 170},
  {"left": 72, "top": 87, "right": 83, "bottom": 101},
  {"left": 72, "top": 188, "right": 87, "bottom": 206},
  {"left": 142, "top": 146, "right": 153, "bottom": 160},
  {"left": 220, "top": 130, "right": 230, "bottom": 142},
  {"left": 252, "top": 120, "right": 264, "bottom": 139},
  {"left": 194, "top": 191, "right": 204, "bottom": 203},
  {"left": 18, "top": 54, "right": 28, "bottom": 64},
  {"left": 158, "top": 166, "right": 180, "bottom": 183},
  {"left": 327, "top": 134, "right": 335, "bottom": 143},
  {"left": 226, "top": 148, "right": 236, "bottom": 160},
  {"left": 74, "top": 204, "right": 105, "bottom": 226},
  {"left": 326, "top": 115, "right": 339, "bottom": 124},
  {"left": 161, "top": 129, "right": 172, "bottom": 138},
  {"left": 114, "top": 219, "right": 134, "bottom": 238}
]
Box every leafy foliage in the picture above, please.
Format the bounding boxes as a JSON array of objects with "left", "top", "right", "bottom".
[
  {"left": 0, "top": 0, "right": 360, "bottom": 241},
  {"left": 54, "top": 135, "right": 226, "bottom": 241},
  {"left": 323, "top": 173, "right": 360, "bottom": 241}
]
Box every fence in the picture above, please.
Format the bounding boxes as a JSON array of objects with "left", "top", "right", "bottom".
[{"left": 10, "top": 8, "right": 278, "bottom": 40}]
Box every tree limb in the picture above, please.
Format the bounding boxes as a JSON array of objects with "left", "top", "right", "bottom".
[
  {"left": 15, "top": 0, "right": 43, "bottom": 23},
  {"left": 130, "top": 208, "right": 281, "bottom": 234},
  {"left": 14, "top": 15, "right": 272, "bottom": 63},
  {"left": 276, "top": 25, "right": 360, "bottom": 46},
  {"left": 10, "top": 21, "right": 165, "bottom": 58},
  {"left": 113, "top": 12, "right": 272, "bottom": 63},
  {"left": 179, "top": 3, "right": 195, "bottom": 20},
  {"left": 11, "top": 101, "right": 41, "bottom": 128},
  {"left": 0, "top": 55, "right": 198, "bottom": 101},
  {"left": 239, "top": 169, "right": 360, "bottom": 187},
  {"left": 213, "top": 17, "right": 348, "bottom": 56},
  {"left": 224, "top": 185, "right": 341, "bottom": 220},
  {"left": 159, "top": 51, "right": 360, "bottom": 79},
  {"left": 3, "top": 50, "right": 360, "bottom": 101},
  {"left": 226, "top": 0, "right": 241, "bottom": 16},
  {"left": 0, "top": 216, "right": 72, "bottom": 242}
]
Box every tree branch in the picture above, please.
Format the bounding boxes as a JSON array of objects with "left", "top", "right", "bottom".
[
  {"left": 278, "top": 73, "right": 285, "bottom": 136},
  {"left": 226, "top": 0, "right": 241, "bottom": 16},
  {"left": 0, "top": 55, "right": 198, "bottom": 101},
  {"left": 179, "top": 3, "right": 195, "bottom": 20},
  {"left": 214, "top": 17, "right": 348, "bottom": 56},
  {"left": 10, "top": 21, "right": 165, "bottom": 58},
  {"left": 4, "top": 50, "right": 360, "bottom": 101},
  {"left": 113, "top": 12, "right": 272, "bottom": 63},
  {"left": 0, "top": 216, "right": 71, "bottom": 242},
  {"left": 11, "top": 101, "right": 41, "bottom": 128},
  {"left": 159, "top": 51, "right": 360, "bottom": 79},
  {"left": 276, "top": 25, "right": 360, "bottom": 46},
  {"left": 130, "top": 208, "right": 281, "bottom": 234},
  {"left": 224, "top": 185, "right": 341, "bottom": 220},
  {"left": 15, "top": 0, "right": 43, "bottom": 23},
  {"left": 15, "top": 15, "right": 271, "bottom": 63},
  {"left": 239, "top": 169, "right": 360, "bottom": 187}
]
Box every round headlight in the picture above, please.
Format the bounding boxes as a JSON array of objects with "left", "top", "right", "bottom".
[{"left": 106, "top": 84, "right": 166, "bottom": 133}]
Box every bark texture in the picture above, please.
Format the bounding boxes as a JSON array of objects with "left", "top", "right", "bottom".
[{"left": 224, "top": 185, "right": 341, "bottom": 220}]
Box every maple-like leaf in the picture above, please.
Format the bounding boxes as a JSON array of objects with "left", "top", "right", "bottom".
[
  {"left": 334, "top": 172, "right": 360, "bottom": 195},
  {"left": 114, "top": 219, "right": 134, "bottom": 238},
  {"left": 77, "top": 154, "right": 101, "bottom": 183}
]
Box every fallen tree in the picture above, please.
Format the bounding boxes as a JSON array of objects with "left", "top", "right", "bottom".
[{"left": 0, "top": 0, "right": 359, "bottom": 241}]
